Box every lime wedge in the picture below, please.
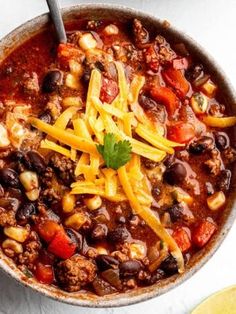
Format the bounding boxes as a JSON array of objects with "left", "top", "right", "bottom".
[{"left": 191, "top": 285, "right": 236, "bottom": 314}]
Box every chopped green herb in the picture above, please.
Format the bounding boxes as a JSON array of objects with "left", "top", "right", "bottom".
[{"left": 97, "top": 133, "right": 132, "bottom": 170}]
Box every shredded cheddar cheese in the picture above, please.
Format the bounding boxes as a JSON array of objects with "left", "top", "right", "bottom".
[{"left": 30, "top": 62, "right": 184, "bottom": 273}]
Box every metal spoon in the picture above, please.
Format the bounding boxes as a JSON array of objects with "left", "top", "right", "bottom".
[{"left": 46, "top": 0, "right": 67, "bottom": 43}]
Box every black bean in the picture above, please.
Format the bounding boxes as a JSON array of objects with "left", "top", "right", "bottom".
[
  {"left": 167, "top": 203, "right": 184, "bottom": 222},
  {"left": 81, "top": 66, "right": 91, "bottom": 85},
  {"left": 39, "top": 111, "right": 52, "bottom": 124},
  {"left": 141, "top": 269, "right": 165, "bottom": 285},
  {"left": 96, "top": 255, "right": 119, "bottom": 271},
  {"left": 216, "top": 169, "right": 231, "bottom": 192},
  {"left": 189, "top": 136, "right": 213, "bottom": 155},
  {"left": 108, "top": 227, "right": 130, "bottom": 243},
  {"left": 91, "top": 224, "right": 108, "bottom": 241},
  {"left": 42, "top": 70, "right": 62, "bottom": 93},
  {"left": 215, "top": 132, "right": 229, "bottom": 151},
  {"left": 9, "top": 150, "right": 25, "bottom": 162},
  {"left": 160, "top": 255, "right": 178, "bottom": 275},
  {"left": 0, "top": 168, "right": 20, "bottom": 188},
  {"left": 185, "top": 63, "right": 203, "bottom": 82},
  {"left": 164, "top": 163, "right": 187, "bottom": 185},
  {"left": 163, "top": 154, "right": 175, "bottom": 167},
  {"left": 65, "top": 228, "right": 83, "bottom": 251},
  {"left": 95, "top": 61, "right": 105, "bottom": 72},
  {"left": 16, "top": 202, "right": 36, "bottom": 220},
  {"left": 27, "top": 151, "right": 46, "bottom": 174},
  {"left": 119, "top": 260, "right": 142, "bottom": 277}
]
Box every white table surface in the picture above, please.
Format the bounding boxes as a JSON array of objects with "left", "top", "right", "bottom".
[{"left": 1, "top": 1, "right": 236, "bottom": 313}]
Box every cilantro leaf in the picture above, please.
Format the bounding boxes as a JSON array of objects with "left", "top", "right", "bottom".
[{"left": 97, "top": 133, "right": 132, "bottom": 170}]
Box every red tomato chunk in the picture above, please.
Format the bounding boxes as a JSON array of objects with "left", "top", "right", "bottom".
[
  {"left": 192, "top": 220, "right": 217, "bottom": 248},
  {"left": 35, "top": 262, "right": 54, "bottom": 284},
  {"left": 48, "top": 230, "right": 77, "bottom": 259}
]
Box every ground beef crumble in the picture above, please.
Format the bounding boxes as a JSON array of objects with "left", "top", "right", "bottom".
[
  {"left": 0, "top": 207, "right": 16, "bottom": 227},
  {"left": 56, "top": 255, "right": 97, "bottom": 292}
]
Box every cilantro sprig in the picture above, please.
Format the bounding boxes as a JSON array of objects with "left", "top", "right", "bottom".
[{"left": 97, "top": 133, "right": 132, "bottom": 170}]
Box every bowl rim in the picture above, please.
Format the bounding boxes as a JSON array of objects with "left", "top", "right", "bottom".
[{"left": 0, "top": 3, "right": 236, "bottom": 308}]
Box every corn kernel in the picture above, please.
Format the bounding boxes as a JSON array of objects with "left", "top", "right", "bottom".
[
  {"left": 65, "top": 74, "right": 80, "bottom": 90},
  {"left": 190, "top": 92, "right": 208, "bottom": 114},
  {"left": 79, "top": 33, "right": 97, "bottom": 51},
  {"left": 129, "top": 242, "right": 146, "bottom": 260},
  {"left": 207, "top": 191, "right": 226, "bottom": 211},
  {"left": 201, "top": 80, "right": 217, "bottom": 98},
  {"left": 4, "top": 226, "right": 29, "bottom": 243},
  {"left": 2, "top": 239, "right": 23, "bottom": 254},
  {"left": 65, "top": 212, "right": 87, "bottom": 230},
  {"left": 62, "top": 193, "right": 76, "bottom": 213},
  {"left": 104, "top": 24, "right": 119, "bottom": 35},
  {"left": 26, "top": 188, "right": 40, "bottom": 201},
  {"left": 19, "top": 171, "right": 38, "bottom": 191},
  {"left": 84, "top": 195, "right": 102, "bottom": 210},
  {"left": 0, "top": 123, "right": 10, "bottom": 147},
  {"left": 96, "top": 246, "right": 108, "bottom": 255},
  {"left": 172, "top": 188, "right": 193, "bottom": 205},
  {"left": 62, "top": 96, "right": 83, "bottom": 108}
]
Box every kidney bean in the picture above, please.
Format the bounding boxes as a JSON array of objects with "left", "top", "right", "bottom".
[
  {"left": 16, "top": 202, "right": 36, "bottom": 220},
  {"left": 160, "top": 255, "right": 178, "bottom": 275},
  {"left": 42, "top": 70, "right": 62, "bottom": 93},
  {"left": 140, "top": 269, "right": 165, "bottom": 286},
  {"left": 65, "top": 228, "right": 83, "bottom": 251},
  {"left": 96, "top": 255, "right": 119, "bottom": 271},
  {"left": 108, "top": 227, "right": 130, "bottom": 244},
  {"left": 164, "top": 163, "right": 187, "bottom": 185},
  {"left": 189, "top": 136, "right": 214, "bottom": 155},
  {"left": 214, "top": 132, "right": 229, "bottom": 151},
  {"left": 91, "top": 224, "right": 108, "bottom": 241},
  {"left": 27, "top": 151, "right": 46, "bottom": 174},
  {"left": 0, "top": 168, "right": 20, "bottom": 188},
  {"left": 119, "top": 260, "right": 142, "bottom": 277}
]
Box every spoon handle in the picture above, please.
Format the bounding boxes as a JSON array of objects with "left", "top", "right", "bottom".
[{"left": 46, "top": 0, "right": 67, "bottom": 43}]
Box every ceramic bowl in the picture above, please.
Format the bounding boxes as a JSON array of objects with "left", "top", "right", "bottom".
[{"left": 0, "top": 4, "right": 235, "bottom": 307}]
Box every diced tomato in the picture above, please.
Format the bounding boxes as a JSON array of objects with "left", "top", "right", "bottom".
[
  {"left": 150, "top": 86, "right": 180, "bottom": 116},
  {"left": 48, "top": 229, "right": 76, "bottom": 259},
  {"left": 37, "top": 220, "right": 62, "bottom": 243},
  {"left": 192, "top": 220, "right": 217, "bottom": 248},
  {"left": 100, "top": 77, "right": 119, "bottom": 104},
  {"left": 172, "top": 57, "right": 189, "bottom": 70},
  {"left": 172, "top": 227, "right": 191, "bottom": 252},
  {"left": 162, "top": 68, "right": 189, "bottom": 98},
  {"left": 167, "top": 121, "right": 195, "bottom": 144},
  {"left": 57, "top": 43, "right": 82, "bottom": 67},
  {"left": 144, "top": 45, "right": 159, "bottom": 72},
  {"left": 35, "top": 262, "right": 54, "bottom": 284}
]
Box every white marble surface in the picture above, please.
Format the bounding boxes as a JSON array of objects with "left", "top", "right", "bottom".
[{"left": 0, "top": 0, "right": 236, "bottom": 313}]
